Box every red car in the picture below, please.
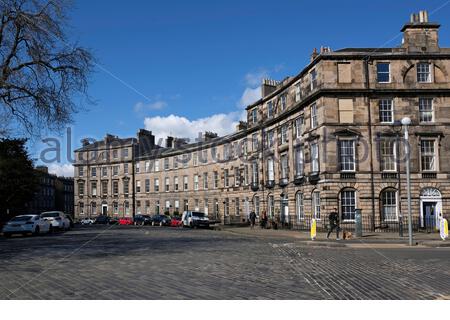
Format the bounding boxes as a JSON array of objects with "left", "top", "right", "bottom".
[
  {"left": 170, "top": 216, "right": 182, "bottom": 227},
  {"left": 118, "top": 217, "right": 133, "bottom": 225}
]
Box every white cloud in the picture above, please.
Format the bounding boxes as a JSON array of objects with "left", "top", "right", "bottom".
[
  {"left": 134, "top": 100, "right": 167, "bottom": 113},
  {"left": 244, "top": 69, "right": 269, "bottom": 87},
  {"left": 238, "top": 87, "right": 261, "bottom": 108},
  {"left": 236, "top": 69, "right": 267, "bottom": 108},
  {"left": 144, "top": 112, "right": 244, "bottom": 143},
  {"left": 48, "top": 163, "right": 74, "bottom": 177}
]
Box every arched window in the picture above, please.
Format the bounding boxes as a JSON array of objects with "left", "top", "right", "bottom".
[
  {"left": 296, "top": 192, "right": 304, "bottom": 220},
  {"left": 380, "top": 189, "right": 398, "bottom": 221},
  {"left": 340, "top": 189, "right": 356, "bottom": 221}
]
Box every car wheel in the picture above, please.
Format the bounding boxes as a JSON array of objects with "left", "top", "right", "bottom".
[
  {"left": 49, "top": 225, "right": 53, "bottom": 234},
  {"left": 33, "top": 226, "right": 40, "bottom": 236}
]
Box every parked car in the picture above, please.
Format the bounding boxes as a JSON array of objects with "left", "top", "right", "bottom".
[
  {"left": 2, "top": 215, "right": 51, "bottom": 237},
  {"left": 134, "top": 214, "right": 152, "bottom": 226},
  {"left": 170, "top": 216, "right": 183, "bottom": 227},
  {"left": 109, "top": 217, "right": 119, "bottom": 225},
  {"left": 181, "top": 211, "right": 210, "bottom": 228},
  {"left": 40, "top": 211, "right": 71, "bottom": 231},
  {"left": 94, "top": 215, "right": 111, "bottom": 225},
  {"left": 151, "top": 214, "right": 171, "bottom": 226},
  {"left": 118, "top": 217, "right": 133, "bottom": 225},
  {"left": 65, "top": 215, "right": 74, "bottom": 228},
  {"left": 81, "top": 218, "right": 94, "bottom": 225}
]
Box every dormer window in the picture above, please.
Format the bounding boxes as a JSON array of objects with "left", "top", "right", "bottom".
[
  {"left": 267, "top": 101, "right": 274, "bottom": 119},
  {"left": 310, "top": 69, "right": 317, "bottom": 90},
  {"left": 251, "top": 108, "right": 258, "bottom": 124},
  {"left": 295, "top": 83, "right": 301, "bottom": 102},
  {"left": 280, "top": 94, "right": 287, "bottom": 111}
]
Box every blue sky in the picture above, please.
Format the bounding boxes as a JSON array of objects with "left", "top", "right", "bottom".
[{"left": 34, "top": 0, "right": 450, "bottom": 176}]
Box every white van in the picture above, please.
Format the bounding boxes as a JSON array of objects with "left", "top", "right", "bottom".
[{"left": 181, "top": 211, "right": 210, "bottom": 228}]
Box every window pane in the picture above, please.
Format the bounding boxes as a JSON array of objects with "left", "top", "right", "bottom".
[
  {"left": 377, "top": 63, "right": 390, "bottom": 82},
  {"left": 381, "top": 190, "right": 397, "bottom": 221},
  {"left": 380, "top": 139, "right": 396, "bottom": 171},
  {"left": 421, "top": 140, "right": 436, "bottom": 171},
  {"left": 379, "top": 99, "right": 393, "bottom": 123},
  {"left": 419, "top": 98, "right": 433, "bottom": 123},
  {"left": 339, "top": 140, "right": 355, "bottom": 171},
  {"left": 341, "top": 190, "right": 356, "bottom": 220},
  {"left": 417, "top": 63, "right": 431, "bottom": 82}
]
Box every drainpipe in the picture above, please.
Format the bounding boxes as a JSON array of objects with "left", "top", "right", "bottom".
[
  {"left": 132, "top": 143, "right": 136, "bottom": 221},
  {"left": 364, "top": 57, "right": 376, "bottom": 232},
  {"left": 261, "top": 126, "right": 266, "bottom": 216}
]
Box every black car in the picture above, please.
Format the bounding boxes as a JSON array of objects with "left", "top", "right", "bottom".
[
  {"left": 151, "top": 214, "right": 171, "bottom": 226},
  {"left": 134, "top": 214, "right": 152, "bottom": 225},
  {"left": 94, "top": 215, "right": 110, "bottom": 225},
  {"left": 109, "top": 217, "right": 119, "bottom": 225}
]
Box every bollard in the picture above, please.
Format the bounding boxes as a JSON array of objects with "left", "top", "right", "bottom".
[
  {"left": 355, "top": 209, "right": 363, "bottom": 238},
  {"left": 440, "top": 218, "right": 448, "bottom": 241},
  {"left": 311, "top": 218, "right": 317, "bottom": 240}
]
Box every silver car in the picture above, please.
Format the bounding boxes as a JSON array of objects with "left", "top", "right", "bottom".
[{"left": 2, "top": 215, "right": 51, "bottom": 237}]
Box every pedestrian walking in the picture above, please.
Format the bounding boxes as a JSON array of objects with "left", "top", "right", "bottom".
[
  {"left": 249, "top": 211, "right": 256, "bottom": 229},
  {"left": 327, "top": 208, "right": 340, "bottom": 240}
]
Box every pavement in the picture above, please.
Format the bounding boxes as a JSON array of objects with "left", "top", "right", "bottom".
[
  {"left": 0, "top": 225, "right": 449, "bottom": 300},
  {"left": 215, "top": 225, "right": 450, "bottom": 248}
]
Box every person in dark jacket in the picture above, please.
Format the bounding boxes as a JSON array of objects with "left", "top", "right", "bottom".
[
  {"left": 327, "top": 208, "right": 340, "bottom": 240},
  {"left": 249, "top": 211, "right": 257, "bottom": 229}
]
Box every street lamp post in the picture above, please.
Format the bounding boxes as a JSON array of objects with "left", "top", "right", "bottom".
[{"left": 401, "top": 117, "right": 413, "bottom": 246}]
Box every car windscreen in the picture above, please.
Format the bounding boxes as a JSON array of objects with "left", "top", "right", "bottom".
[
  {"left": 192, "top": 212, "right": 206, "bottom": 217},
  {"left": 41, "top": 212, "right": 59, "bottom": 218},
  {"left": 11, "top": 216, "right": 33, "bottom": 222}
]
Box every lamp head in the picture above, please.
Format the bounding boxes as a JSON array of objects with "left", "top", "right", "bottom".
[{"left": 401, "top": 117, "right": 411, "bottom": 126}]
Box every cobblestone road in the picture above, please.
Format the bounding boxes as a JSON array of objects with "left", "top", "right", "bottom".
[{"left": 0, "top": 226, "right": 449, "bottom": 300}]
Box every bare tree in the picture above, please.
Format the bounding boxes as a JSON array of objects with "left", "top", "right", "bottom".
[{"left": 0, "top": 0, "right": 94, "bottom": 137}]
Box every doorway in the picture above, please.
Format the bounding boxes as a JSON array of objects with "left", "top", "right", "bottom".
[
  {"left": 420, "top": 187, "right": 442, "bottom": 231},
  {"left": 422, "top": 202, "right": 436, "bottom": 230},
  {"left": 102, "top": 204, "right": 108, "bottom": 216}
]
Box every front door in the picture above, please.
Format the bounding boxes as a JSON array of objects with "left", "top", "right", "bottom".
[
  {"left": 102, "top": 204, "right": 108, "bottom": 215},
  {"left": 423, "top": 202, "right": 437, "bottom": 231}
]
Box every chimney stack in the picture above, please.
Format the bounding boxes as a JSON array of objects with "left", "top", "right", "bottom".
[
  {"left": 166, "top": 136, "right": 174, "bottom": 148},
  {"left": 261, "top": 78, "right": 280, "bottom": 98},
  {"left": 81, "top": 138, "right": 91, "bottom": 147},
  {"left": 402, "top": 10, "right": 440, "bottom": 53},
  {"left": 310, "top": 48, "right": 319, "bottom": 62}
]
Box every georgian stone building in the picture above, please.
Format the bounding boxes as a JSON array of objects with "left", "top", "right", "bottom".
[{"left": 74, "top": 11, "right": 450, "bottom": 230}]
